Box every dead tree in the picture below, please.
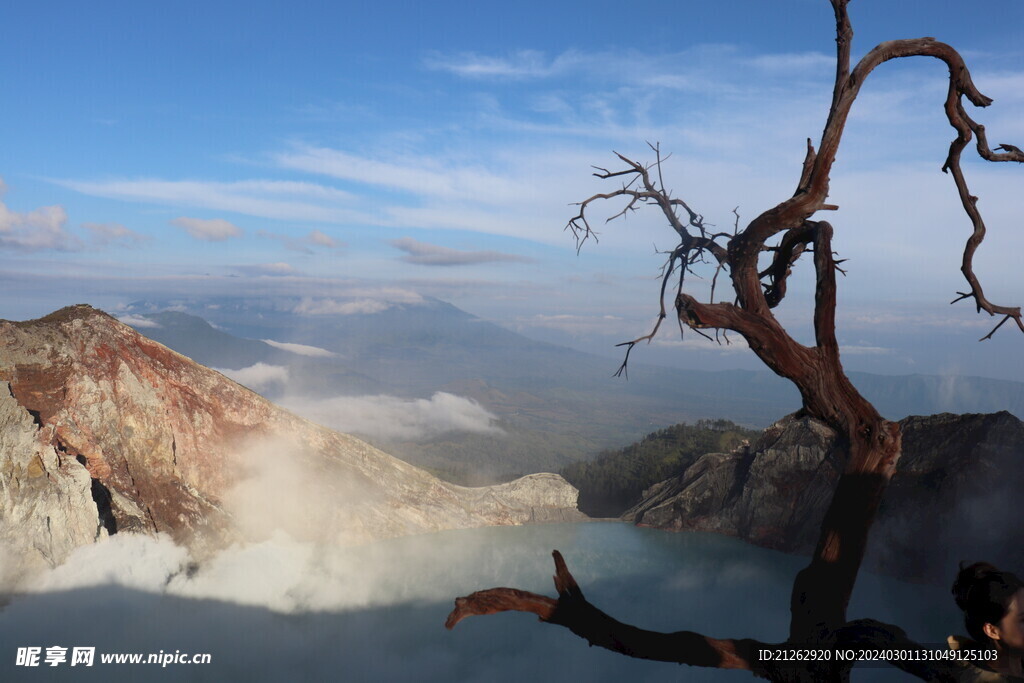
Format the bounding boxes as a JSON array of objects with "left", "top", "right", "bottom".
[{"left": 446, "top": 1, "right": 1023, "bottom": 681}]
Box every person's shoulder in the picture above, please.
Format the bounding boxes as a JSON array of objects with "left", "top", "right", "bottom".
[
  {"left": 947, "top": 635, "right": 1021, "bottom": 680},
  {"left": 948, "top": 634, "right": 981, "bottom": 651}
]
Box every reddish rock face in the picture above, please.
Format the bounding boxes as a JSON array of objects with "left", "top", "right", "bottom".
[
  {"left": 0, "top": 305, "right": 583, "bottom": 569},
  {"left": 1, "top": 306, "right": 303, "bottom": 553}
]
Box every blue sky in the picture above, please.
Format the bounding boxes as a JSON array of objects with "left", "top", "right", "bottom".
[{"left": 3, "top": 0, "right": 1024, "bottom": 379}]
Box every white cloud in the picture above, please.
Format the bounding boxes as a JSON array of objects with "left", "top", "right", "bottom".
[
  {"left": 389, "top": 237, "right": 530, "bottom": 266},
  {"left": 214, "top": 363, "right": 289, "bottom": 391},
  {"left": 261, "top": 339, "right": 337, "bottom": 357},
  {"left": 59, "top": 160, "right": 554, "bottom": 243},
  {"left": 82, "top": 222, "right": 148, "bottom": 247},
  {"left": 518, "top": 313, "right": 632, "bottom": 337},
  {"left": 0, "top": 178, "right": 79, "bottom": 251},
  {"left": 117, "top": 314, "right": 161, "bottom": 329},
  {"left": 840, "top": 344, "right": 894, "bottom": 356},
  {"left": 293, "top": 290, "right": 424, "bottom": 316},
  {"left": 171, "top": 217, "right": 243, "bottom": 242},
  {"left": 62, "top": 178, "right": 363, "bottom": 224},
  {"left": 746, "top": 52, "right": 834, "bottom": 73},
  {"left": 326, "top": 287, "right": 425, "bottom": 303},
  {"left": 293, "top": 298, "right": 392, "bottom": 316},
  {"left": 849, "top": 312, "right": 989, "bottom": 330},
  {"left": 273, "top": 145, "right": 530, "bottom": 206},
  {"left": 962, "top": 70, "right": 1024, "bottom": 105},
  {"left": 279, "top": 392, "right": 503, "bottom": 441},
  {"left": 70, "top": 179, "right": 354, "bottom": 202},
  {"left": 306, "top": 229, "right": 337, "bottom": 248},
  {"left": 422, "top": 49, "right": 577, "bottom": 79},
  {"left": 383, "top": 204, "right": 545, "bottom": 239},
  {"left": 256, "top": 229, "right": 342, "bottom": 253}
]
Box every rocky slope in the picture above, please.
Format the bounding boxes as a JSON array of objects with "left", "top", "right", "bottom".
[
  {"left": 624, "top": 412, "right": 1024, "bottom": 582},
  {"left": 0, "top": 305, "right": 584, "bottom": 576}
]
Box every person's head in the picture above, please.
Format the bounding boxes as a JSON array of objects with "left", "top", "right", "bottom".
[{"left": 953, "top": 562, "right": 1024, "bottom": 654}]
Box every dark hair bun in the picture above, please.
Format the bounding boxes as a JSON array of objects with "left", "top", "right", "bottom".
[{"left": 953, "top": 562, "right": 1001, "bottom": 612}]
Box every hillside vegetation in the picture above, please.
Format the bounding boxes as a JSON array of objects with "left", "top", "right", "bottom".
[{"left": 561, "top": 419, "right": 760, "bottom": 517}]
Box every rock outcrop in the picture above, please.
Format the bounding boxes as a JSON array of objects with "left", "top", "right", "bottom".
[
  {"left": 625, "top": 412, "right": 1024, "bottom": 582},
  {"left": 0, "top": 384, "right": 99, "bottom": 571},
  {"left": 0, "top": 305, "right": 584, "bottom": 576}
]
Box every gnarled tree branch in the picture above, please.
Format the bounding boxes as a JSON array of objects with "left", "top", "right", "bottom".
[
  {"left": 449, "top": 1, "right": 1023, "bottom": 679},
  {"left": 448, "top": 551, "right": 772, "bottom": 674}
]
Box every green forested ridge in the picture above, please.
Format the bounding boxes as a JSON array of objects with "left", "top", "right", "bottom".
[{"left": 561, "top": 419, "right": 760, "bottom": 518}]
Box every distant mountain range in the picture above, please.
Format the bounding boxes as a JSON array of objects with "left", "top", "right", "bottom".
[{"left": 117, "top": 296, "right": 1024, "bottom": 483}]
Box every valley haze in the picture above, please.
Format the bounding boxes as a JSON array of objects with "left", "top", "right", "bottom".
[{"left": 111, "top": 295, "right": 1024, "bottom": 485}]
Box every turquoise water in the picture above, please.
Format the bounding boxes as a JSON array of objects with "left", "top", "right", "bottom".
[{"left": 0, "top": 522, "right": 963, "bottom": 681}]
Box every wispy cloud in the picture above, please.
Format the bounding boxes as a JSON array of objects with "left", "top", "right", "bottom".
[
  {"left": 306, "top": 230, "right": 338, "bottom": 248},
  {"left": 389, "top": 237, "right": 530, "bottom": 266},
  {"left": 425, "top": 44, "right": 832, "bottom": 97},
  {"left": 279, "top": 392, "right": 503, "bottom": 441},
  {"left": 0, "top": 178, "right": 80, "bottom": 251},
  {"left": 171, "top": 217, "right": 243, "bottom": 242},
  {"left": 422, "top": 45, "right": 820, "bottom": 88},
  {"left": 971, "top": 71, "right": 1024, "bottom": 104},
  {"left": 286, "top": 289, "right": 426, "bottom": 316},
  {"left": 70, "top": 178, "right": 355, "bottom": 202},
  {"left": 840, "top": 344, "right": 894, "bottom": 356},
  {"left": 82, "top": 222, "right": 148, "bottom": 247},
  {"left": 61, "top": 178, "right": 363, "bottom": 224},
  {"left": 849, "top": 312, "right": 989, "bottom": 330},
  {"left": 516, "top": 313, "right": 632, "bottom": 337},
  {"left": 273, "top": 146, "right": 530, "bottom": 206},
  {"left": 292, "top": 298, "right": 392, "bottom": 316},
  {"left": 261, "top": 339, "right": 337, "bottom": 358},
  {"left": 58, "top": 164, "right": 546, "bottom": 240},
  {"left": 117, "top": 314, "right": 161, "bottom": 329},
  {"left": 256, "top": 228, "right": 343, "bottom": 254},
  {"left": 214, "top": 363, "right": 289, "bottom": 391},
  {"left": 746, "top": 52, "right": 834, "bottom": 73},
  {"left": 422, "top": 49, "right": 578, "bottom": 79}
]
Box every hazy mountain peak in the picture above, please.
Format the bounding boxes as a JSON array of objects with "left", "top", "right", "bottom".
[{"left": 2, "top": 302, "right": 112, "bottom": 326}]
